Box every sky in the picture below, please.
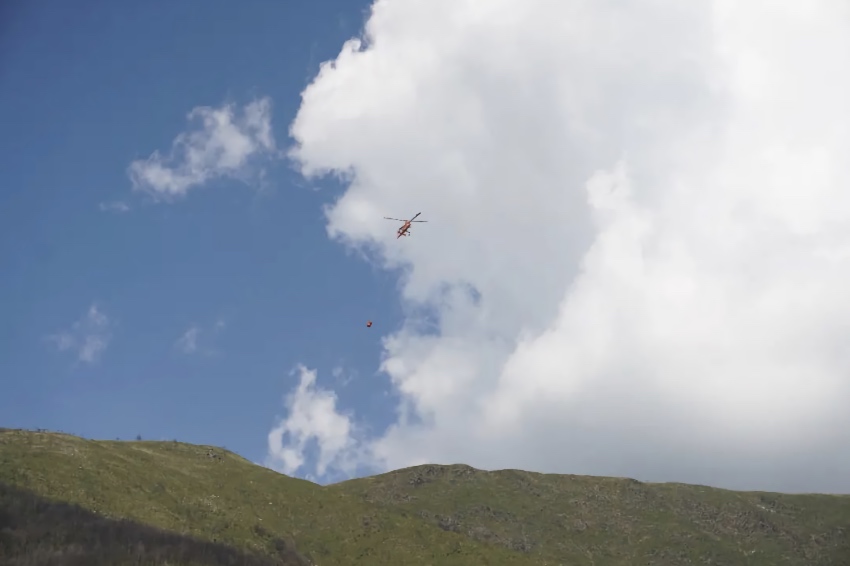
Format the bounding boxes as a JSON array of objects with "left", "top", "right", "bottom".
[{"left": 2, "top": 0, "right": 850, "bottom": 494}]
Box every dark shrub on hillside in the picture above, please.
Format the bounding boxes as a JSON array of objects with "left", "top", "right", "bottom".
[{"left": 0, "top": 482, "right": 311, "bottom": 566}]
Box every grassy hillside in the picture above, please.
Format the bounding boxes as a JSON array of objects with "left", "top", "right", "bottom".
[
  {"left": 0, "top": 481, "right": 310, "bottom": 566},
  {"left": 1, "top": 428, "right": 849, "bottom": 565}
]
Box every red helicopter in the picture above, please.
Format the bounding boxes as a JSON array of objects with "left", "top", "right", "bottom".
[{"left": 383, "top": 212, "right": 427, "bottom": 238}]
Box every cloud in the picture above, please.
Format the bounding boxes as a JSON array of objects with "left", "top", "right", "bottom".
[
  {"left": 49, "top": 304, "right": 112, "bottom": 364},
  {"left": 175, "top": 319, "right": 226, "bottom": 355},
  {"left": 128, "top": 98, "right": 277, "bottom": 200},
  {"left": 98, "top": 201, "right": 130, "bottom": 213},
  {"left": 330, "top": 364, "right": 358, "bottom": 387},
  {"left": 266, "top": 365, "right": 361, "bottom": 481},
  {"left": 277, "top": 0, "right": 850, "bottom": 493},
  {"left": 176, "top": 326, "right": 200, "bottom": 354}
]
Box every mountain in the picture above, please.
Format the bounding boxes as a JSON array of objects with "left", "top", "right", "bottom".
[{"left": 1, "top": 428, "right": 849, "bottom": 565}]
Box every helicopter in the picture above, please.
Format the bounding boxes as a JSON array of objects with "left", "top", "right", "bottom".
[{"left": 383, "top": 212, "right": 427, "bottom": 238}]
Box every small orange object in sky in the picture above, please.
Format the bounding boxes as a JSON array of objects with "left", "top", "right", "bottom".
[{"left": 366, "top": 321, "right": 373, "bottom": 327}]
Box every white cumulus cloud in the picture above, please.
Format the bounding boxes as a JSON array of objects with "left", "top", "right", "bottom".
[
  {"left": 49, "top": 304, "right": 113, "bottom": 364},
  {"left": 275, "top": 0, "right": 850, "bottom": 492},
  {"left": 266, "top": 365, "right": 361, "bottom": 481},
  {"left": 128, "top": 98, "right": 277, "bottom": 200}
]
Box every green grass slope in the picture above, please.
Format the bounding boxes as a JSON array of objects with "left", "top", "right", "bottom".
[
  {"left": 1, "top": 481, "right": 310, "bottom": 566},
  {"left": 332, "top": 464, "right": 850, "bottom": 565},
  {"left": 0, "top": 429, "right": 527, "bottom": 566},
  {"left": 2, "top": 428, "right": 849, "bottom": 565}
]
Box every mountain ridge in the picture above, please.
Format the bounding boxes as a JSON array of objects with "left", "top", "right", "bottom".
[{"left": 2, "top": 427, "right": 849, "bottom": 565}]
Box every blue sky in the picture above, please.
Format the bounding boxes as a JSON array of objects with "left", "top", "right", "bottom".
[{"left": 0, "top": 0, "right": 399, "bottom": 473}]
